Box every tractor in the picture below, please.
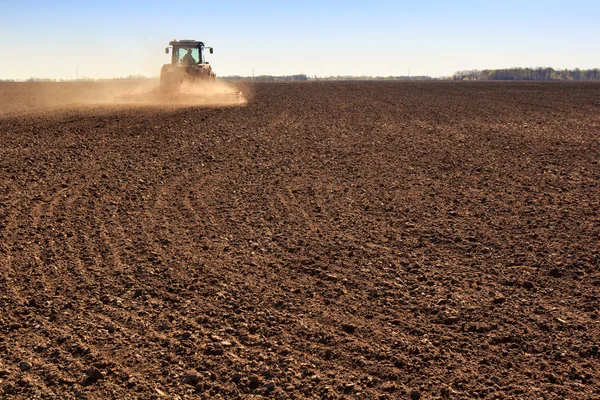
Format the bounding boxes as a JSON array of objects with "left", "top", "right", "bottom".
[{"left": 161, "top": 40, "right": 216, "bottom": 92}]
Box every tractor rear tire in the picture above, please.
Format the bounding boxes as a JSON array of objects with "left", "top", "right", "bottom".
[{"left": 160, "top": 67, "right": 182, "bottom": 93}]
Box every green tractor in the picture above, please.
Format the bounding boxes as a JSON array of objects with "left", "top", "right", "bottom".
[{"left": 161, "top": 40, "right": 216, "bottom": 92}]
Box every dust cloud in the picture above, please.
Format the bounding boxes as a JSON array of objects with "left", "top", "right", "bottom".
[
  {"left": 115, "top": 79, "right": 247, "bottom": 106},
  {"left": 0, "top": 79, "right": 247, "bottom": 118}
]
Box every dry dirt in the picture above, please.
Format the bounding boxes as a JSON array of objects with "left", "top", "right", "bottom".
[{"left": 0, "top": 81, "right": 599, "bottom": 399}]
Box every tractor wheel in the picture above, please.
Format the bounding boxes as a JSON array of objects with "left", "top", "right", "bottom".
[{"left": 160, "top": 67, "right": 181, "bottom": 93}]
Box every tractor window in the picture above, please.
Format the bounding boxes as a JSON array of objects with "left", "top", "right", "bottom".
[{"left": 176, "top": 47, "right": 200, "bottom": 65}]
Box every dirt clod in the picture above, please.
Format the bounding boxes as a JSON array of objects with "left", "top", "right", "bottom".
[
  {"left": 3, "top": 384, "right": 16, "bottom": 395},
  {"left": 248, "top": 374, "right": 261, "bottom": 389},
  {"left": 86, "top": 367, "right": 104, "bottom": 383},
  {"left": 230, "top": 373, "right": 242, "bottom": 383},
  {"left": 344, "top": 383, "right": 356, "bottom": 393},
  {"left": 19, "top": 362, "right": 31, "bottom": 372},
  {"left": 181, "top": 374, "right": 200, "bottom": 386},
  {"left": 159, "top": 322, "right": 171, "bottom": 331},
  {"left": 341, "top": 324, "right": 357, "bottom": 334},
  {"left": 549, "top": 268, "right": 563, "bottom": 278},
  {"left": 523, "top": 281, "right": 535, "bottom": 289}
]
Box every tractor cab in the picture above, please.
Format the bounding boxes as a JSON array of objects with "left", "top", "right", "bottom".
[
  {"left": 165, "top": 40, "right": 213, "bottom": 66},
  {"left": 161, "top": 39, "right": 217, "bottom": 92}
]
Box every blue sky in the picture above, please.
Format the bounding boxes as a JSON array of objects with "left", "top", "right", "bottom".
[{"left": 1, "top": 0, "right": 598, "bottom": 79}]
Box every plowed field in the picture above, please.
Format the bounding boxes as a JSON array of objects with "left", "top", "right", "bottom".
[{"left": 1, "top": 81, "right": 599, "bottom": 399}]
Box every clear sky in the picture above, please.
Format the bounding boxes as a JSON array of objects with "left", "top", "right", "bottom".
[{"left": 1, "top": 0, "right": 598, "bottom": 79}]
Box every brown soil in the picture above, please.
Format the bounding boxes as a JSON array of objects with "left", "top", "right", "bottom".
[{"left": 0, "top": 81, "right": 599, "bottom": 399}]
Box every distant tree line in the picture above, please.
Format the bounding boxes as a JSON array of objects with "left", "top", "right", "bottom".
[
  {"left": 313, "top": 75, "right": 438, "bottom": 81},
  {"left": 453, "top": 68, "right": 600, "bottom": 81},
  {"left": 221, "top": 74, "right": 439, "bottom": 81}
]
